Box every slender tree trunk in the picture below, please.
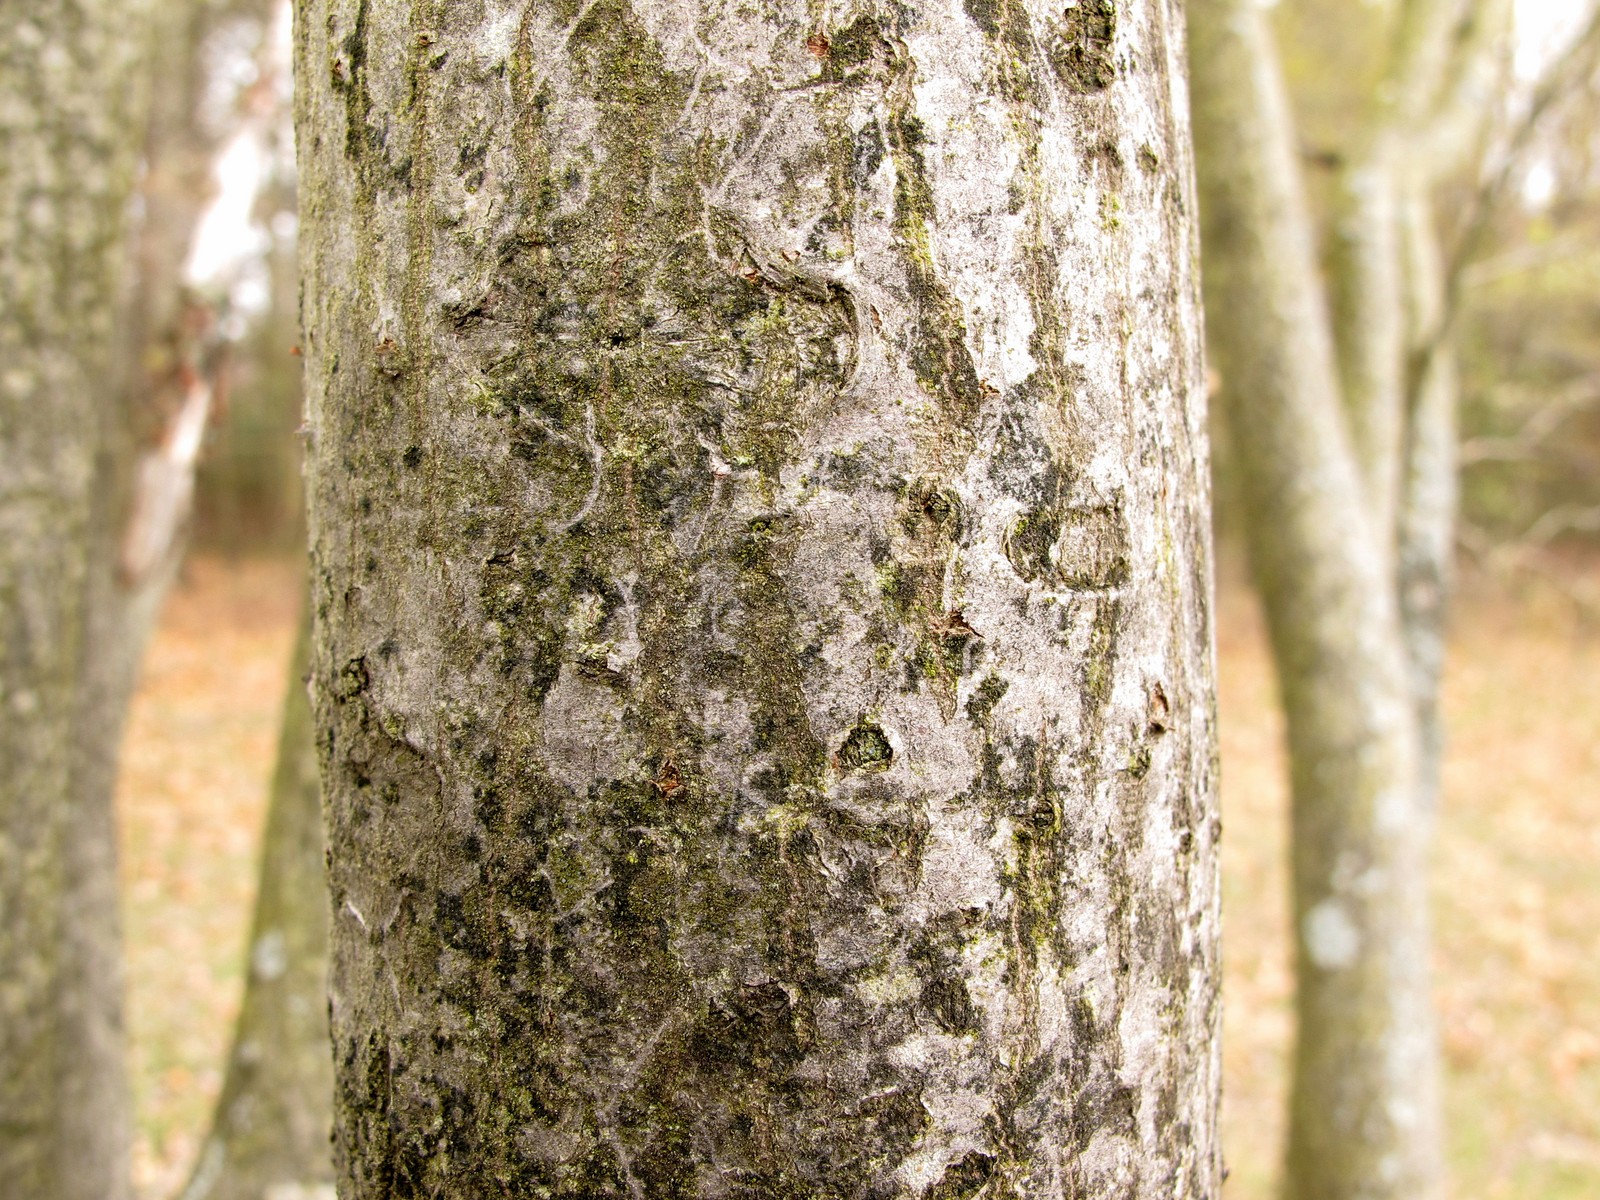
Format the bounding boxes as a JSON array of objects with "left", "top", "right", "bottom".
[
  {"left": 1186, "top": 3, "right": 1441, "bottom": 1198},
  {"left": 1396, "top": 183, "right": 1456, "bottom": 816},
  {"left": 181, "top": 615, "right": 335, "bottom": 1200},
  {"left": 1326, "top": 0, "right": 1463, "bottom": 554},
  {"left": 1, "top": 1, "right": 278, "bottom": 1192},
  {"left": 297, "top": 0, "right": 1219, "bottom": 1194},
  {"left": 120, "top": 0, "right": 286, "bottom": 596},
  {"left": 0, "top": 4, "right": 156, "bottom": 1199},
  {"left": 1327, "top": 138, "right": 1408, "bottom": 549}
]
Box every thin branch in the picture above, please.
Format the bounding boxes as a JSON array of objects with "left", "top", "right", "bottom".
[
  {"left": 1458, "top": 373, "right": 1600, "bottom": 464},
  {"left": 117, "top": 363, "right": 215, "bottom": 585},
  {"left": 1459, "top": 223, "right": 1600, "bottom": 287},
  {"left": 1446, "top": 2, "right": 1600, "bottom": 298},
  {"left": 1415, "top": 0, "right": 1513, "bottom": 173},
  {"left": 1404, "top": 2, "right": 1600, "bottom": 407},
  {"left": 1458, "top": 517, "right": 1600, "bottom": 620},
  {"left": 1520, "top": 503, "right": 1600, "bottom": 546}
]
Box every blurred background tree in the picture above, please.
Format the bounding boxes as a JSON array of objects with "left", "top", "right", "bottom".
[
  {"left": 1, "top": 5, "right": 161, "bottom": 1197},
  {"left": 1194, "top": 1, "right": 1600, "bottom": 1198},
  {"left": 1450, "top": 21, "right": 1600, "bottom": 577},
  {"left": 1191, "top": 3, "right": 1454, "bottom": 1195},
  {"left": 1266, "top": 0, "right": 1600, "bottom": 586},
  {"left": 190, "top": 117, "right": 303, "bottom": 557},
  {"left": 2, "top": 1, "right": 304, "bottom": 1196},
  {"left": 178, "top": 616, "right": 332, "bottom": 1200},
  {"left": 139, "top": 9, "right": 337, "bottom": 1199}
]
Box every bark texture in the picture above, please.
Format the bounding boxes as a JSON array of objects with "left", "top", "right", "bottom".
[
  {"left": 298, "top": 0, "right": 1218, "bottom": 1195},
  {"left": 181, "top": 616, "right": 336, "bottom": 1200},
  {"left": 1187, "top": 3, "right": 1442, "bottom": 1198},
  {"left": 0, "top": 4, "right": 154, "bottom": 1199}
]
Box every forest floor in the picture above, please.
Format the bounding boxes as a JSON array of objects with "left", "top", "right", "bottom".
[{"left": 118, "top": 554, "right": 1600, "bottom": 1200}]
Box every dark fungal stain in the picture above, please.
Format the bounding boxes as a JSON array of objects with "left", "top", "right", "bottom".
[
  {"left": 1048, "top": 0, "right": 1118, "bottom": 93},
  {"left": 886, "top": 106, "right": 985, "bottom": 434},
  {"left": 929, "top": 1151, "right": 998, "bottom": 1199},
  {"left": 825, "top": 13, "right": 891, "bottom": 72},
  {"left": 1003, "top": 507, "right": 1060, "bottom": 583},
  {"left": 965, "top": 672, "right": 1009, "bottom": 728},
  {"left": 961, "top": 0, "right": 1002, "bottom": 37},
  {"left": 838, "top": 722, "right": 893, "bottom": 772},
  {"left": 1003, "top": 504, "right": 1130, "bottom": 589}
]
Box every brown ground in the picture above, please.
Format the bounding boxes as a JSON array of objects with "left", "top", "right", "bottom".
[{"left": 117, "top": 555, "right": 1600, "bottom": 1199}]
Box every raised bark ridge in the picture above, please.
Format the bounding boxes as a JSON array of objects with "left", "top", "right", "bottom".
[{"left": 297, "top": 0, "right": 1218, "bottom": 1194}]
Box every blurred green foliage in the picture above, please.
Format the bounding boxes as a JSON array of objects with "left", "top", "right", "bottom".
[{"left": 1456, "top": 207, "right": 1600, "bottom": 545}]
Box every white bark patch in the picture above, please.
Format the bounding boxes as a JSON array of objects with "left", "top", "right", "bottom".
[
  {"left": 917, "top": 805, "right": 1005, "bottom": 913},
  {"left": 516, "top": 1119, "right": 585, "bottom": 1165},
  {"left": 1304, "top": 898, "right": 1363, "bottom": 970},
  {"left": 250, "top": 930, "right": 289, "bottom": 982}
]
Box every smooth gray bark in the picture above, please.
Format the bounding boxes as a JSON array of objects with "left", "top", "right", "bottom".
[
  {"left": 0, "top": 4, "right": 155, "bottom": 1199},
  {"left": 181, "top": 616, "right": 336, "bottom": 1200},
  {"left": 297, "top": 0, "right": 1219, "bottom": 1195},
  {"left": 1187, "top": 3, "right": 1441, "bottom": 1198},
  {"left": 1326, "top": 0, "right": 1462, "bottom": 557},
  {"left": 1326, "top": 0, "right": 1466, "bottom": 541}
]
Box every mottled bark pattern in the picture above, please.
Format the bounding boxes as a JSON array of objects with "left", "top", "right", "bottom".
[
  {"left": 297, "top": 0, "right": 1217, "bottom": 1195},
  {"left": 0, "top": 3, "right": 153, "bottom": 1199},
  {"left": 182, "top": 617, "right": 336, "bottom": 1200}
]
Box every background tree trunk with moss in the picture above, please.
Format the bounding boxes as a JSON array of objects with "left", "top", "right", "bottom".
[
  {"left": 297, "top": 0, "right": 1218, "bottom": 1194},
  {"left": 180, "top": 616, "right": 335, "bottom": 1200},
  {"left": 0, "top": 4, "right": 154, "bottom": 1199},
  {"left": 1188, "top": 1, "right": 1512, "bottom": 1196}
]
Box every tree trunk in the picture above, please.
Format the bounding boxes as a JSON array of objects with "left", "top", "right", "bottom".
[
  {"left": 1327, "top": 140, "right": 1408, "bottom": 550},
  {"left": 1396, "top": 182, "right": 1456, "bottom": 817},
  {"left": 0, "top": 4, "right": 156, "bottom": 1199},
  {"left": 296, "top": 0, "right": 1219, "bottom": 1195},
  {"left": 180, "top": 615, "right": 335, "bottom": 1200},
  {"left": 1186, "top": 4, "right": 1442, "bottom": 1199},
  {"left": 1324, "top": 0, "right": 1465, "bottom": 557}
]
